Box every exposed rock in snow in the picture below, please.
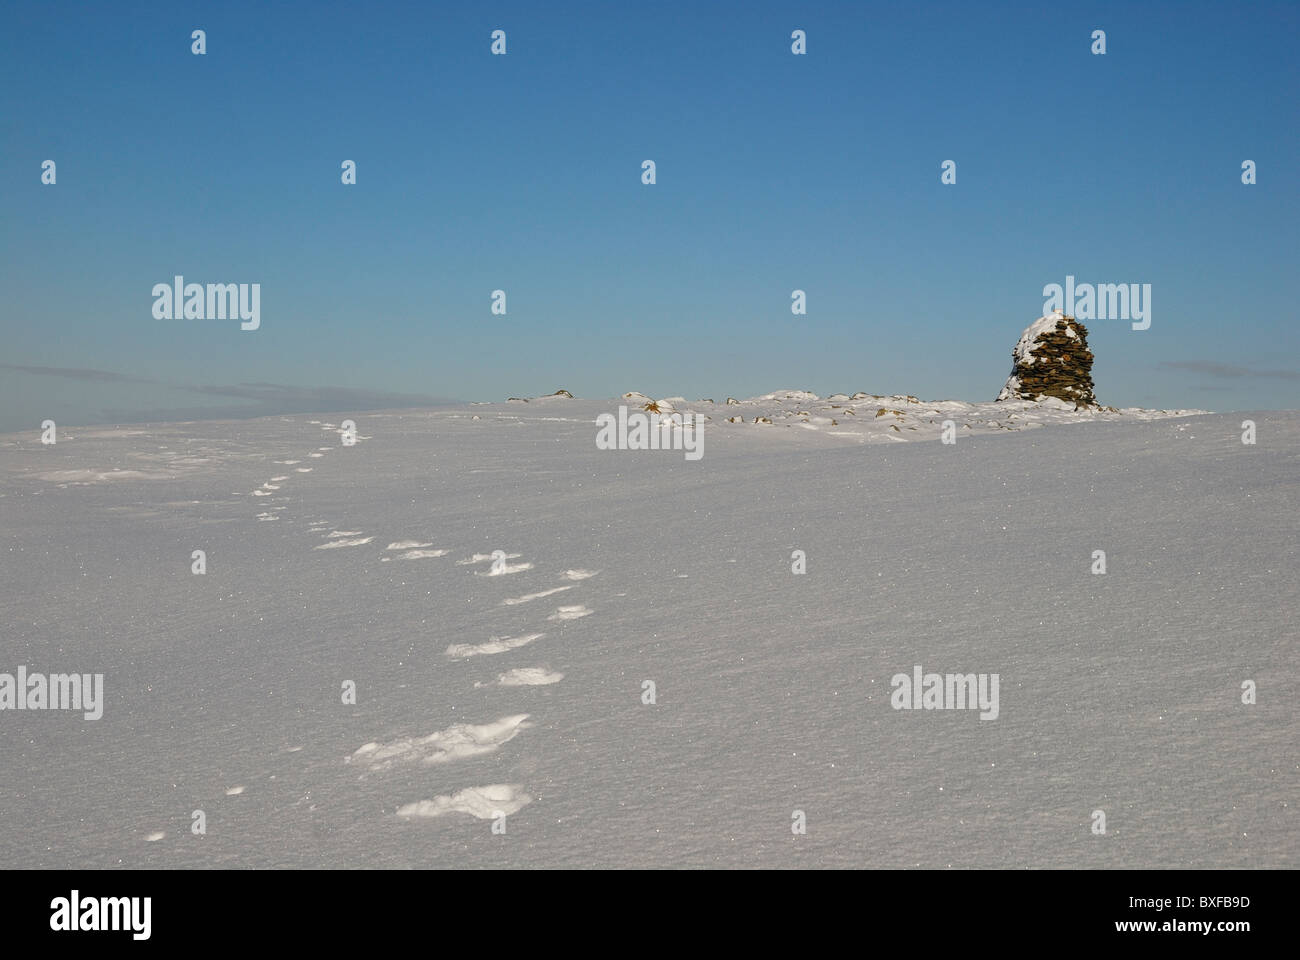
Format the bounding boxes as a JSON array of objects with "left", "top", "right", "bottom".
[
  {"left": 488, "top": 377, "right": 1195, "bottom": 445},
  {"left": 513, "top": 390, "right": 574, "bottom": 404},
  {"left": 696, "top": 388, "right": 1203, "bottom": 443}
]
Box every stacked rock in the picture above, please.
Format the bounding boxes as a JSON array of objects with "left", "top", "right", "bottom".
[{"left": 996, "top": 309, "right": 1097, "bottom": 406}]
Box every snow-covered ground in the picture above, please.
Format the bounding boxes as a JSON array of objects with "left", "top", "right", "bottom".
[{"left": 0, "top": 394, "right": 1295, "bottom": 868}]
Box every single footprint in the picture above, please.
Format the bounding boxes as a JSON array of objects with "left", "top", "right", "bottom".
[
  {"left": 396, "top": 784, "right": 532, "bottom": 820},
  {"left": 457, "top": 552, "right": 521, "bottom": 565},
  {"left": 476, "top": 561, "right": 533, "bottom": 576},
  {"left": 502, "top": 586, "right": 572, "bottom": 605},
  {"left": 561, "top": 569, "right": 600, "bottom": 581},
  {"left": 548, "top": 605, "right": 593, "bottom": 621},
  {"left": 386, "top": 541, "right": 433, "bottom": 550},
  {"left": 315, "top": 537, "right": 373, "bottom": 549},
  {"left": 445, "top": 633, "right": 544, "bottom": 659},
  {"left": 381, "top": 549, "right": 450, "bottom": 561},
  {"left": 349, "top": 714, "right": 531, "bottom": 772},
  {"left": 475, "top": 667, "right": 564, "bottom": 688}
]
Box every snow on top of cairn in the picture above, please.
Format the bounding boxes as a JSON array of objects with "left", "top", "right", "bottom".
[{"left": 1011, "top": 309, "right": 1076, "bottom": 368}]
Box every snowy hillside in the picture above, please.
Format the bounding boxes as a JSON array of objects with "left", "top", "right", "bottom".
[{"left": 0, "top": 396, "right": 1293, "bottom": 868}]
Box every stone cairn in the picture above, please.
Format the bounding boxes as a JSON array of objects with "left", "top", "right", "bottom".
[{"left": 996, "top": 309, "right": 1097, "bottom": 406}]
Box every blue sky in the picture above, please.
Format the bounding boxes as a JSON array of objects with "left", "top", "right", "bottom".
[{"left": 2, "top": 0, "right": 1296, "bottom": 430}]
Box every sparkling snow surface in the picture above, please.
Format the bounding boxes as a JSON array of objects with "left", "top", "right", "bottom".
[{"left": 0, "top": 396, "right": 1294, "bottom": 868}]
